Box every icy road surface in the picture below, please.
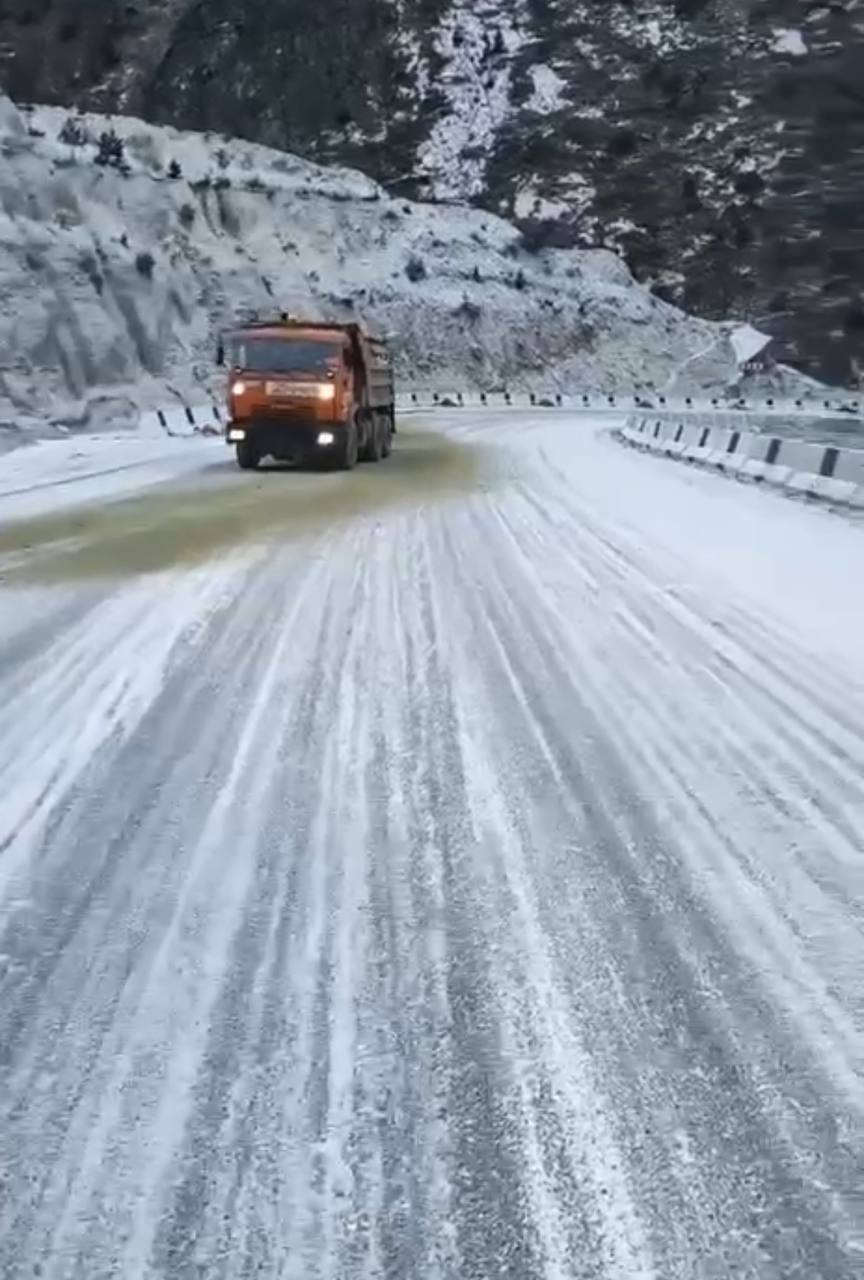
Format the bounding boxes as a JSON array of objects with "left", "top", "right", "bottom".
[{"left": 0, "top": 412, "right": 862, "bottom": 1280}]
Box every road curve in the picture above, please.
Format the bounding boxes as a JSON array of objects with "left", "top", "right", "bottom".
[{"left": 0, "top": 412, "right": 862, "bottom": 1279}]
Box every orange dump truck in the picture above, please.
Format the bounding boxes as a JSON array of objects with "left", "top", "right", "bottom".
[{"left": 218, "top": 317, "right": 395, "bottom": 470}]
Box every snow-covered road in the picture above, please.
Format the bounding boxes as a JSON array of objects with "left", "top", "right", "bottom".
[
  {"left": 1, "top": 412, "right": 862, "bottom": 1279},
  {"left": 0, "top": 432, "right": 224, "bottom": 524}
]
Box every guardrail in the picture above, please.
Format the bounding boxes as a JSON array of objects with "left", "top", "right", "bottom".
[
  {"left": 139, "top": 389, "right": 864, "bottom": 447},
  {"left": 139, "top": 404, "right": 224, "bottom": 437},
  {"left": 619, "top": 415, "right": 864, "bottom": 511},
  {"left": 394, "top": 389, "right": 864, "bottom": 425}
]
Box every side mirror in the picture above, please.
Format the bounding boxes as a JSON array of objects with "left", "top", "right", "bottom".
[{"left": 216, "top": 342, "right": 225, "bottom": 366}]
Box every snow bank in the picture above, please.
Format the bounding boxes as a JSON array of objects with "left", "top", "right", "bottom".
[{"left": 0, "top": 91, "right": 748, "bottom": 438}]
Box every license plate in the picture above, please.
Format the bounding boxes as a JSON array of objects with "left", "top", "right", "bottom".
[{"left": 266, "top": 381, "right": 312, "bottom": 397}]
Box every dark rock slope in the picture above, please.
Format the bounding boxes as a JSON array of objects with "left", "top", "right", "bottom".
[{"left": 1, "top": 0, "right": 862, "bottom": 381}]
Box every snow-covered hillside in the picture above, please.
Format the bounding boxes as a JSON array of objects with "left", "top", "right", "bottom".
[
  {"left": 2, "top": 2, "right": 860, "bottom": 383},
  {"left": 0, "top": 93, "right": 752, "bottom": 433}
]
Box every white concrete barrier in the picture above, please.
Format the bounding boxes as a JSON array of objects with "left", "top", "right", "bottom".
[
  {"left": 739, "top": 435, "right": 777, "bottom": 482},
  {"left": 720, "top": 431, "right": 759, "bottom": 476},
  {"left": 620, "top": 414, "right": 864, "bottom": 512}
]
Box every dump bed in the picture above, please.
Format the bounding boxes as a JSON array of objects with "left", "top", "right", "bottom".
[{"left": 356, "top": 332, "right": 394, "bottom": 412}]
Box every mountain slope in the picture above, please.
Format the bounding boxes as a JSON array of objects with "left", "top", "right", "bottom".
[
  {"left": 1, "top": 1, "right": 862, "bottom": 383},
  {"left": 0, "top": 93, "right": 732, "bottom": 429}
]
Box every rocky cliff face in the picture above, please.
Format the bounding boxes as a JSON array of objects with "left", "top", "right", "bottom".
[{"left": 1, "top": 1, "right": 862, "bottom": 383}]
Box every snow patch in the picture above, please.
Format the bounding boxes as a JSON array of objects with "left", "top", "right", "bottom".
[
  {"left": 772, "top": 28, "right": 808, "bottom": 58},
  {"left": 415, "top": 1, "right": 528, "bottom": 201},
  {"left": 525, "top": 64, "right": 568, "bottom": 115},
  {"left": 514, "top": 187, "right": 572, "bottom": 221}
]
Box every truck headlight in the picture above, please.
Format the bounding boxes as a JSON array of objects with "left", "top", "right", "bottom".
[
  {"left": 231, "top": 380, "right": 246, "bottom": 396},
  {"left": 317, "top": 383, "right": 336, "bottom": 401},
  {"left": 317, "top": 431, "right": 335, "bottom": 445}
]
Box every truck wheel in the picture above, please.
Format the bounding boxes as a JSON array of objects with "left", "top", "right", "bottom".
[
  {"left": 381, "top": 412, "right": 393, "bottom": 458},
  {"left": 366, "top": 415, "right": 384, "bottom": 463},
  {"left": 358, "top": 412, "right": 378, "bottom": 463},
  {"left": 236, "top": 439, "right": 259, "bottom": 470},
  {"left": 339, "top": 421, "right": 359, "bottom": 470}
]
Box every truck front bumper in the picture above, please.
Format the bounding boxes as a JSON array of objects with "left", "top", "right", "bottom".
[{"left": 226, "top": 419, "right": 342, "bottom": 457}]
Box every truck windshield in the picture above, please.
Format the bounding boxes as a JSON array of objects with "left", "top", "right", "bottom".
[{"left": 232, "top": 338, "right": 341, "bottom": 373}]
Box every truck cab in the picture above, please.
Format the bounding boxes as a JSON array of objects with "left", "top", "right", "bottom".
[{"left": 219, "top": 319, "right": 395, "bottom": 471}]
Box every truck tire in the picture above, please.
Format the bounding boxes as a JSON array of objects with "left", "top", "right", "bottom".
[
  {"left": 358, "top": 411, "right": 380, "bottom": 463},
  {"left": 338, "top": 421, "right": 359, "bottom": 470},
  {"left": 236, "top": 439, "right": 259, "bottom": 470},
  {"left": 365, "top": 415, "right": 385, "bottom": 463},
  {"left": 381, "top": 411, "right": 393, "bottom": 458}
]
